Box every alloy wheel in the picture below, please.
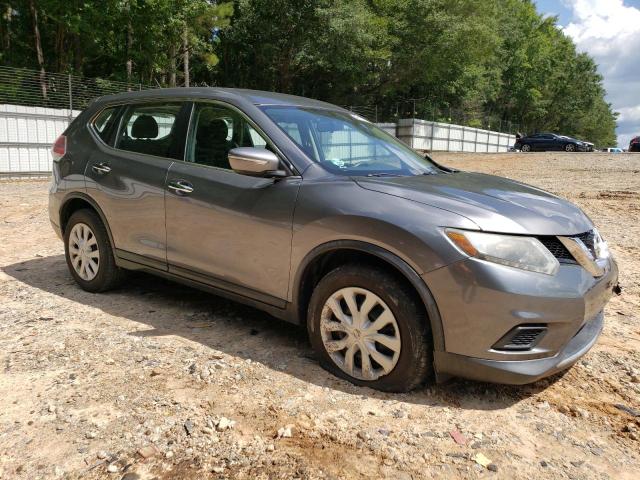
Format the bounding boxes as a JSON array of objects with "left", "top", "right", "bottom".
[
  {"left": 320, "top": 287, "right": 401, "bottom": 381},
  {"left": 68, "top": 222, "right": 100, "bottom": 281}
]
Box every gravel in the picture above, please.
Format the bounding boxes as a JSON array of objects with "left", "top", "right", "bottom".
[{"left": 0, "top": 152, "right": 639, "bottom": 479}]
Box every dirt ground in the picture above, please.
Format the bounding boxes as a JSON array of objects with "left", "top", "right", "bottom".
[{"left": 0, "top": 152, "right": 639, "bottom": 480}]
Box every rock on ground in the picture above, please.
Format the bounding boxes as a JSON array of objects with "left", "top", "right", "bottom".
[{"left": 0, "top": 153, "right": 639, "bottom": 479}]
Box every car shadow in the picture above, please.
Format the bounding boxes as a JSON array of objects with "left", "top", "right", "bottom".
[{"left": 2, "top": 254, "right": 564, "bottom": 410}]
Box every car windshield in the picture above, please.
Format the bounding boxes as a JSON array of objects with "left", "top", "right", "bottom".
[{"left": 260, "top": 106, "right": 440, "bottom": 176}]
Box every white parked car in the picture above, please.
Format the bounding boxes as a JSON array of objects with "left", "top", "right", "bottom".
[{"left": 604, "top": 148, "right": 623, "bottom": 153}]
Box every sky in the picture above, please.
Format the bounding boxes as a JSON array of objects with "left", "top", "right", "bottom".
[{"left": 535, "top": 0, "right": 640, "bottom": 147}]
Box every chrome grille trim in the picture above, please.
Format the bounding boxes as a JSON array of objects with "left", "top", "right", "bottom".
[{"left": 557, "top": 235, "right": 605, "bottom": 277}]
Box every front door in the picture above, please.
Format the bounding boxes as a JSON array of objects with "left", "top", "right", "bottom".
[
  {"left": 165, "top": 102, "right": 300, "bottom": 303},
  {"left": 539, "top": 134, "right": 557, "bottom": 151},
  {"left": 85, "top": 101, "right": 188, "bottom": 267}
]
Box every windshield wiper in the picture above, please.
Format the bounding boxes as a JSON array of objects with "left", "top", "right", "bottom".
[{"left": 365, "top": 172, "right": 403, "bottom": 177}]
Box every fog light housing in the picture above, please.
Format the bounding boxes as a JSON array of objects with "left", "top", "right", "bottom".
[{"left": 492, "top": 325, "right": 547, "bottom": 351}]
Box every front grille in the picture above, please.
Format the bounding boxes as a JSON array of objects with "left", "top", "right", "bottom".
[
  {"left": 538, "top": 230, "right": 596, "bottom": 264},
  {"left": 537, "top": 236, "right": 575, "bottom": 262},
  {"left": 493, "top": 325, "right": 547, "bottom": 351}
]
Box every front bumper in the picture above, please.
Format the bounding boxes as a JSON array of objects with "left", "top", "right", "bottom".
[
  {"left": 424, "top": 256, "right": 618, "bottom": 384},
  {"left": 434, "top": 311, "right": 603, "bottom": 384}
]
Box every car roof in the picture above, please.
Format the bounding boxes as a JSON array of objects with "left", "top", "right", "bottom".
[{"left": 94, "top": 87, "right": 345, "bottom": 111}]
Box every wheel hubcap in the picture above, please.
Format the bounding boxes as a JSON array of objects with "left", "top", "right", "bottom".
[
  {"left": 68, "top": 223, "right": 100, "bottom": 281},
  {"left": 320, "top": 287, "right": 401, "bottom": 381}
]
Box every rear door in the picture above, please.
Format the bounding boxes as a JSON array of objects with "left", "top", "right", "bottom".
[
  {"left": 164, "top": 101, "right": 300, "bottom": 303},
  {"left": 85, "top": 101, "right": 189, "bottom": 268}
]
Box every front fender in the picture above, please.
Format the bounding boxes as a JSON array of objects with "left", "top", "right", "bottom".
[
  {"left": 291, "top": 239, "right": 447, "bottom": 353},
  {"left": 290, "top": 179, "right": 474, "bottom": 278}
]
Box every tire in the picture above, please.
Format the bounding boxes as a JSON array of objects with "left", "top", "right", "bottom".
[
  {"left": 307, "top": 264, "right": 432, "bottom": 392},
  {"left": 64, "top": 209, "right": 125, "bottom": 292},
  {"left": 565, "top": 143, "right": 576, "bottom": 152},
  {"left": 521, "top": 144, "right": 531, "bottom": 152}
]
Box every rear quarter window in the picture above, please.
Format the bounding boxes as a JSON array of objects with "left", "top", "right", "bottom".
[{"left": 91, "top": 107, "right": 118, "bottom": 143}]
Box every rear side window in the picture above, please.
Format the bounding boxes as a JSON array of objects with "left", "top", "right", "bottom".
[
  {"left": 92, "top": 107, "right": 118, "bottom": 143},
  {"left": 115, "top": 103, "right": 183, "bottom": 159}
]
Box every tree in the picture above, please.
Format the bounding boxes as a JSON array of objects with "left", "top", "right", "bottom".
[
  {"left": 27, "top": 0, "right": 46, "bottom": 98},
  {"left": 0, "top": 0, "right": 618, "bottom": 146}
]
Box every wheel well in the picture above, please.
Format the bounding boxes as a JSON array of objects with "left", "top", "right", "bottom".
[
  {"left": 60, "top": 198, "right": 96, "bottom": 234},
  {"left": 297, "top": 248, "right": 424, "bottom": 325}
]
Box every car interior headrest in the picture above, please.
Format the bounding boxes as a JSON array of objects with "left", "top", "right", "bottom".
[
  {"left": 131, "top": 115, "right": 159, "bottom": 139},
  {"left": 197, "top": 118, "right": 229, "bottom": 147}
]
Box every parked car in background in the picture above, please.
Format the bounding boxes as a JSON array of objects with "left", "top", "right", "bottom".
[
  {"left": 514, "top": 133, "right": 591, "bottom": 152},
  {"left": 629, "top": 136, "right": 640, "bottom": 152},
  {"left": 49, "top": 88, "right": 619, "bottom": 392},
  {"left": 605, "top": 147, "right": 623, "bottom": 153}
]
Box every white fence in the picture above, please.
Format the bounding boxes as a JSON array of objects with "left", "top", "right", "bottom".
[
  {"left": 0, "top": 104, "right": 79, "bottom": 174},
  {"left": 392, "top": 118, "right": 515, "bottom": 153},
  {"left": 0, "top": 105, "right": 516, "bottom": 175}
]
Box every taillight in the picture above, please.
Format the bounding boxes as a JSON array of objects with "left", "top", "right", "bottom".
[{"left": 52, "top": 135, "right": 66, "bottom": 160}]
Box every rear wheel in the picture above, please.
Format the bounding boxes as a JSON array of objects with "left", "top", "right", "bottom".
[
  {"left": 64, "top": 209, "right": 125, "bottom": 292},
  {"left": 565, "top": 143, "right": 576, "bottom": 152},
  {"left": 307, "top": 264, "right": 432, "bottom": 392},
  {"left": 521, "top": 144, "right": 531, "bottom": 152}
]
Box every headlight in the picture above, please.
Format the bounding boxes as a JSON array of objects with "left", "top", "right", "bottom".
[
  {"left": 445, "top": 229, "right": 559, "bottom": 275},
  {"left": 593, "top": 228, "right": 610, "bottom": 260}
]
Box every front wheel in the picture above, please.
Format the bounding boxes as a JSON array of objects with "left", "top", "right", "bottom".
[
  {"left": 307, "top": 264, "right": 432, "bottom": 392},
  {"left": 565, "top": 143, "right": 576, "bottom": 152},
  {"left": 521, "top": 144, "right": 531, "bottom": 152}
]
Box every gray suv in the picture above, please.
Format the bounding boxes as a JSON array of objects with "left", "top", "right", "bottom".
[{"left": 49, "top": 88, "right": 619, "bottom": 392}]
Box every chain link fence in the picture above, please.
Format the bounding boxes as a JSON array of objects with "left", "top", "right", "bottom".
[
  {"left": 1, "top": 66, "right": 519, "bottom": 175},
  {"left": 344, "top": 99, "right": 523, "bottom": 136},
  {"left": 0, "top": 65, "right": 523, "bottom": 134},
  {"left": 0, "top": 66, "right": 151, "bottom": 113}
]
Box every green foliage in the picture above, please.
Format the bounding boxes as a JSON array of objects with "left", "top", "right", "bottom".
[
  {"left": 0, "top": 0, "right": 618, "bottom": 146},
  {"left": 0, "top": 0, "right": 232, "bottom": 84}
]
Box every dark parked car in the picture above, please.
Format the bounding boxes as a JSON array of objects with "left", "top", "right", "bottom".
[
  {"left": 49, "top": 89, "right": 619, "bottom": 392},
  {"left": 629, "top": 136, "right": 640, "bottom": 152},
  {"left": 515, "top": 133, "right": 592, "bottom": 152}
]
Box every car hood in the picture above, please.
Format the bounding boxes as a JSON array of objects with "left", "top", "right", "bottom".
[
  {"left": 558, "top": 136, "right": 584, "bottom": 144},
  {"left": 354, "top": 172, "right": 593, "bottom": 235}
]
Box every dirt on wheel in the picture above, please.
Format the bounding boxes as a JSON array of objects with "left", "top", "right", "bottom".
[{"left": 0, "top": 152, "right": 639, "bottom": 479}]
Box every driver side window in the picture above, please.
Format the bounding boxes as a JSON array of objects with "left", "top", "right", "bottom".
[{"left": 186, "top": 103, "right": 268, "bottom": 169}]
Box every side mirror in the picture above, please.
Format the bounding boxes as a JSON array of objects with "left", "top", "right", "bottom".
[{"left": 228, "top": 147, "right": 284, "bottom": 177}]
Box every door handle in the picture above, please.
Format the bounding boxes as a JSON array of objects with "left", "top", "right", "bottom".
[
  {"left": 92, "top": 163, "right": 111, "bottom": 175},
  {"left": 167, "top": 180, "right": 194, "bottom": 195}
]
